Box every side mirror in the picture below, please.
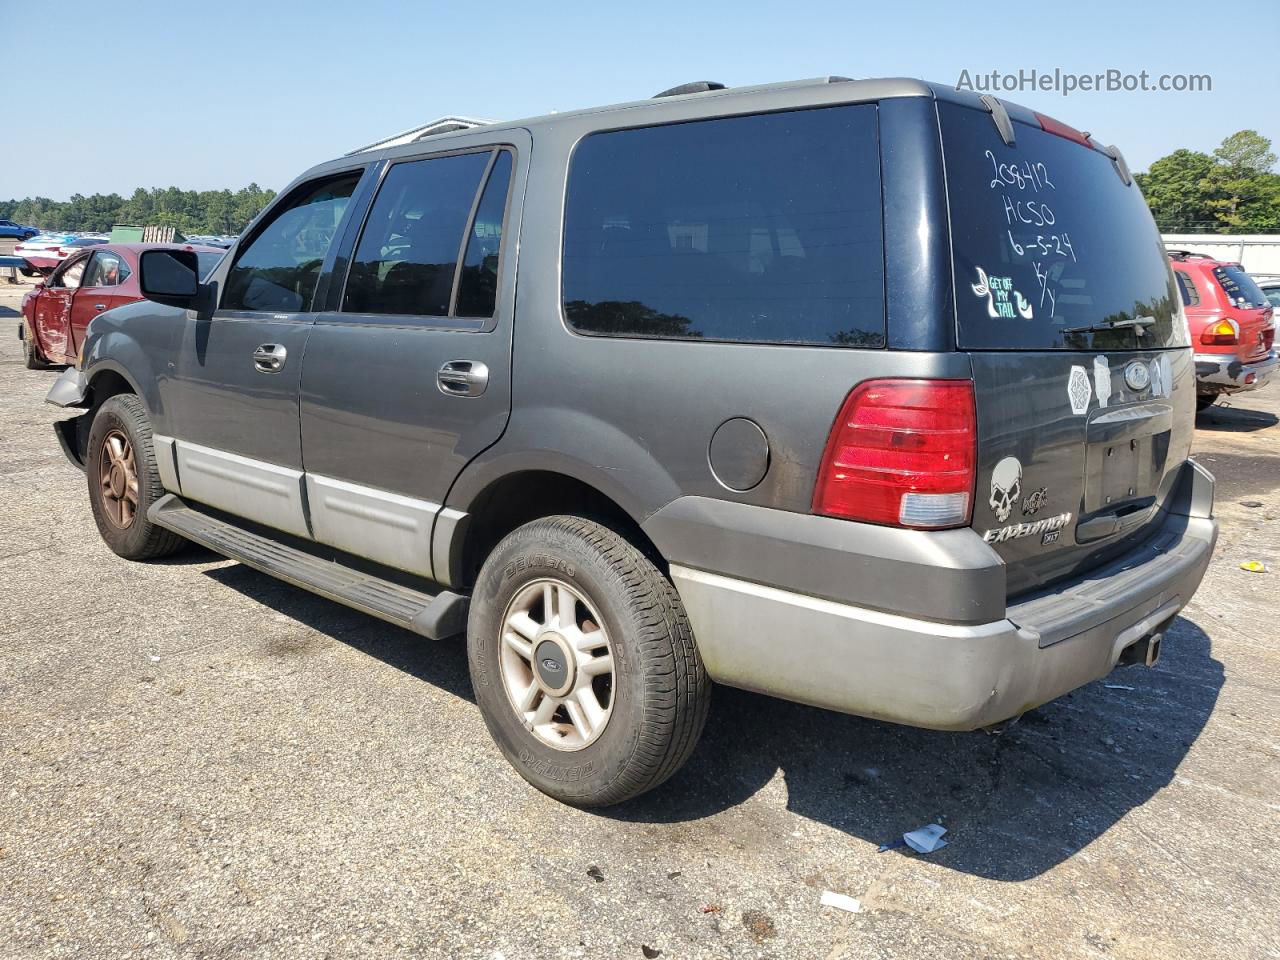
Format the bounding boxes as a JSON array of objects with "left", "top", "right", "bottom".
[{"left": 139, "top": 249, "right": 200, "bottom": 308}]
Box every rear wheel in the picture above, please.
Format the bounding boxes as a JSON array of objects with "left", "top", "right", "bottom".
[
  {"left": 85, "top": 394, "right": 185, "bottom": 560},
  {"left": 467, "top": 516, "right": 709, "bottom": 807}
]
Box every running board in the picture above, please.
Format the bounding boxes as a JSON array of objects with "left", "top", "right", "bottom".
[{"left": 148, "top": 494, "right": 468, "bottom": 639}]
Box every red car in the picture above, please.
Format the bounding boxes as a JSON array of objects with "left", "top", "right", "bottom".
[
  {"left": 1169, "top": 251, "right": 1277, "bottom": 410},
  {"left": 19, "top": 243, "right": 225, "bottom": 368}
]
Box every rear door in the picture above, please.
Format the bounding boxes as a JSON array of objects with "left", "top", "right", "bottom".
[
  {"left": 298, "top": 135, "right": 526, "bottom": 578},
  {"left": 166, "top": 171, "right": 365, "bottom": 537},
  {"left": 940, "top": 101, "right": 1194, "bottom": 596}
]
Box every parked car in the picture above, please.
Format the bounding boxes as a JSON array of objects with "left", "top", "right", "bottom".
[
  {"left": 47, "top": 77, "right": 1216, "bottom": 807},
  {"left": 11, "top": 234, "right": 102, "bottom": 276},
  {"left": 0, "top": 219, "right": 39, "bottom": 240},
  {"left": 1168, "top": 251, "right": 1277, "bottom": 409},
  {"left": 1260, "top": 280, "right": 1280, "bottom": 311},
  {"left": 20, "top": 243, "right": 225, "bottom": 368}
]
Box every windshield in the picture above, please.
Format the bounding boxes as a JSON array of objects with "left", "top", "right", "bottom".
[
  {"left": 1212, "top": 264, "right": 1267, "bottom": 309},
  {"left": 196, "top": 251, "right": 225, "bottom": 280},
  {"left": 942, "top": 102, "right": 1186, "bottom": 351}
]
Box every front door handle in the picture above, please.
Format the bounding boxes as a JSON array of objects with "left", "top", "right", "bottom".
[
  {"left": 94, "top": 303, "right": 107, "bottom": 312},
  {"left": 253, "top": 343, "right": 287, "bottom": 373},
  {"left": 437, "top": 360, "right": 489, "bottom": 397}
]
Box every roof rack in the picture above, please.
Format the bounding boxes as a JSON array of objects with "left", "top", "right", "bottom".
[
  {"left": 346, "top": 116, "right": 495, "bottom": 155},
  {"left": 653, "top": 81, "right": 727, "bottom": 98}
]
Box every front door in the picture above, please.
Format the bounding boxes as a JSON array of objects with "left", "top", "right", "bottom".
[
  {"left": 68, "top": 248, "right": 131, "bottom": 355},
  {"left": 166, "top": 171, "right": 365, "bottom": 538},
  {"left": 298, "top": 138, "right": 526, "bottom": 579},
  {"left": 35, "top": 253, "right": 89, "bottom": 362}
]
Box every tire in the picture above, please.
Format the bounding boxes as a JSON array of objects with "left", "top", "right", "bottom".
[
  {"left": 19, "top": 267, "right": 36, "bottom": 278},
  {"left": 23, "top": 334, "right": 49, "bottom": 369},
  {"left": 1196, "top": 395, "right": 1216, "bottom": 412},
  {"left": 468, "top": 516, "right": 709, "bottom": 807},
  {"left": 85, "top": 394, "right": 186, "bottom": 560}
]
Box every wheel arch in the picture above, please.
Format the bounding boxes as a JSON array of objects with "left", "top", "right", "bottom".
[{"left": 441, "top": 466, "right": 669, "bottom": 590}]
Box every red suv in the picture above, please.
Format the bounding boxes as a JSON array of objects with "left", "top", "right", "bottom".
[{"left": 1169, "top": 251, "right": 1276, "bottom": 410}]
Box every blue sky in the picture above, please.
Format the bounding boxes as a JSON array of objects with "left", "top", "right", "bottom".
[{"left": 5, "top": 0, "right": 1276, "bottom": 199}]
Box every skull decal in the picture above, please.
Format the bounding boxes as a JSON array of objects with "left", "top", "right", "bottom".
[{"left": 989, "top": 457, "right": 1023, "bottom": 523}]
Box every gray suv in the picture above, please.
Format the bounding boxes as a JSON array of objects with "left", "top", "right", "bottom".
[{"left": 47, "top": 77, "right": 1217, "bottom": 806}]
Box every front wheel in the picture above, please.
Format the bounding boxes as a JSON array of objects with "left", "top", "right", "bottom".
[
  {"left": 468, "top": 516, "right": 709, "bottom": 807},
  {"left": 85, "top": 394, "right": 186, "bottom": 560},
  {"left": 1196, "top": 395, "right": 1217, "bottom": 412},
  {"left": 23, "top": 333, "right": 49, "bottom": 369}
]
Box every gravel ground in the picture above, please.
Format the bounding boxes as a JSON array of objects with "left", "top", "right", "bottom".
[{"left": 1, "top": 276, "right": 1278, "bottom": 959}]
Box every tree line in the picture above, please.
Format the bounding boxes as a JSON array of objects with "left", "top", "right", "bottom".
[
  {"left": 2, "top": 129, "right": 1278, "bottom": 238},
  {"left": 0, "top": 185, "right": 276, "bottom": 236},
  {"left": 1134, "top": 129, "right": 1277, "bottom": 233}
]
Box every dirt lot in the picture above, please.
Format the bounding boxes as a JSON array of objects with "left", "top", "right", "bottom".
[{"left": 1, "top": 274, "right": 1278, "bottom": 960}]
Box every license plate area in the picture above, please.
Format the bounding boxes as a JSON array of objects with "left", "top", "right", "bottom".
[{"left": 1083, "top": 404, "right": 1173, "bottom": 514}]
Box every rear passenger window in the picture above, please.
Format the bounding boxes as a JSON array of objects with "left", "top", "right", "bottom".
[
  {"left": 562, "top": 105, "right": 885, "bottom": 347},
  {"left": 455, "top": 151, "right": 513, "bottom": 317},
  {"left": 223, "top": 174, "right": 360, "bottom": 313},
  {"left": 343, "top": 151, "right": 499, "bottom": 318},
  {"left": 1174, "top": 270, "right": 1200, "bottom": 307}
]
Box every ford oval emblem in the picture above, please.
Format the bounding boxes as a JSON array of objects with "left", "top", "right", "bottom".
[
  {"left": 1124, "top": 360, "right": 1151, "bottom": 391},
  {"left": 541, "top": 658, "right": 562, "bottom": 673}
]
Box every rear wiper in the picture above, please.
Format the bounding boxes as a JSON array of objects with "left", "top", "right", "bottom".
[{"left": 1063, "top": 316, "right": 1156, "bottom": 336}]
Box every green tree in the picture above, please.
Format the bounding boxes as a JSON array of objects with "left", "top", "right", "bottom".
[
  {"left": 1135, "top": 149, "right": 1217, "bottom": 232},
  {"left": 1205, "top": 130, "right": 1280, "bottom": 233},
  {"left": 1138, "top": 131, "right": 1280, "bottom": 234}
]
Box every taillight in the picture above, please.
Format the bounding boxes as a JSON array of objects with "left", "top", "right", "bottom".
[
  {"left": 1200, "top": 318, "right": 1239, "bottom": 346},
  {"left": 1034, "top": 112, "right": 1092, "bottom": 146},
  {"left": 812, "top": 379, "right": 976, "bottom": 529}
]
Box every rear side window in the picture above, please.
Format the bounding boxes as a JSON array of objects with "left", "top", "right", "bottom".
[
  {"left": 942, "top": 102, "right": 1186, "bottom": 351},
  {"left": 562, "top": 105, "right": 885, "bottom": 347},
  {"left": 222, "top": 174, "right": 360, "bottom": 313},
  {"left": 1174, "top": 269, "right": 1200, "bottom": 307},
  {"left": 455, "top": 151, "right": 513, "bottom": 318},
  {"left": 1211, "top": 264, "right": 1267, "bottom": 309},
  {"left": 343, "top": 152, "right": 492, "bottom": 317}
]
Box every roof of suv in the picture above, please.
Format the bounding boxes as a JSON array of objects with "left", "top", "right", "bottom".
[{"left": 293, "top": 77, "right": 1059, "bottom": 185}]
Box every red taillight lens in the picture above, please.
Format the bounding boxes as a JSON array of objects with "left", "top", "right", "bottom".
[
  {"left": 812, "top": 379, "right": 977, "bottom": 528},
  {"left": 1200, "top": 319, "right": 1239, "bottom": 346}
]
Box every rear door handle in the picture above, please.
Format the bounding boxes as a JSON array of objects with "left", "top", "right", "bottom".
[
  {"left": 253, "top": 343, "right": 287, "bottom": 373},
  {"left": 94, "top": 303, "right": 107, "bottom": 312},
  {"left": 437, "top": 360, "right": 489, "bottom": 397}
]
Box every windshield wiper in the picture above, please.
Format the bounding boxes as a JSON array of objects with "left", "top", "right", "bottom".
[{"left": 1063, "top": 316, "right": 1156, "bottom": 337}]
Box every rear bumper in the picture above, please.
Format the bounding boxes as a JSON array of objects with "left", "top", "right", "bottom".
[
  {"left": 667, "top": 461, "right": 1217, "bottom": 731},
  {"left": 1194, "top": 350, "right": 1277, "bottom": 394}
]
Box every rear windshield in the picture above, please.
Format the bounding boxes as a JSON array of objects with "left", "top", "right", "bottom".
[
  {"left": 1211, "top": 264, "right": 1267, "bottom": 309},
  {"left": 942, "top": 102, "right": 1186, "bottom": 351}
]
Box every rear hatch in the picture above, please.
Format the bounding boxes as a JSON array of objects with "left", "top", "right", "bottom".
[
  {"left": 1209, "top": 263, "right": 1274, "bottom": 360},
  {"left": 940, "top": 101, "right": 1194, "bottom": 597}
]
